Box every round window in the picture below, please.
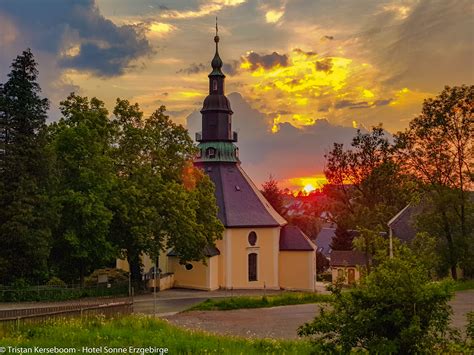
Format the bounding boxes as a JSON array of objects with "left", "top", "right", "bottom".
[
  {"left": 248, "top": 231, "right": 257, "bottom": 246},
  {"left": 185, "top": 263, "right": 193, "bottom": 270}
]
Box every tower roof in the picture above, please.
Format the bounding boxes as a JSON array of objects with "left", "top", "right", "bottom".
[{"left": 209, "top": 18, "right": 225, "bottom": 77}]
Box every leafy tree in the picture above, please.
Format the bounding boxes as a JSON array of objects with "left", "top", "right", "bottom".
[
  {"left": 0, "top": 49, "right": 57, "bottom": 284},
  {"left": 324, "top": 126, "right": 412, "bottom": 232},
  {"left": 109, "top": 100, "right": 223, "bottom": 287},
  {"left": 286, "top": 214, "right": 321, "bottom": 240},
  {"left": 411, "top": 232, "right": 445, "bottom": 278},
  {"left": 48, "top": 94, "right": 116, "bottom": 285},
  {"left": 261, "top": 175, "right": 285, "bottom": 215},
  {"left": 396, "top": 85, "right": 474, "bottom": 279},
  {"left": 298, "top": 256, "right": 456, "bottom": 353}
]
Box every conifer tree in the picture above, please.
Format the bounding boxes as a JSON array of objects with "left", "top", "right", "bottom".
[{"left": 0, "top": 49, "right": 56, "bottom": 284}]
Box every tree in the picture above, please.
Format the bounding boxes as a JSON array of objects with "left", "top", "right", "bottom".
[
  {"left": 109, "top": 99, "right": 223, "bottom": 287},
  {"left": 298, "top": 256, "right": 456, "bottom": 353},
  {"left": 0, "top": 49, "right": 56, "bottom": 284},
  {"left": 324, "top": 126, "right": 412, "bottom": 232},
  {"left": 261, "top": 175, "right": 285, "bottom": 215},
  {"left": 48, "top": 94, "right": 116, "bottom": 285},
  {"left": 329, "top": 226, "right": 355, "bottom": 251},
  {"left": 396, "top": 85, "right": 474, "bottom": 279}
]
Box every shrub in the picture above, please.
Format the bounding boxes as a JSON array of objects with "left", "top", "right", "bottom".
[
  {"left": 298, "top": 257, "right": 456, "bottom": 353},
  {"left": 46, "top": 277, "right": 67, "bottom": 287},
  {"left": 84, "top": 268, "right": 129, "bottom": 287}
]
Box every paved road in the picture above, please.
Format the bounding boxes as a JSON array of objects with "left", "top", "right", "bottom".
[
  {"left": 140, "top": 289, "right": 473, "bottom": 339},
  {"left": 132, "top": 288, "right": 285, "bottom": 316},
  {"left": 163, "top": 304, "right": 322, "bottom": 339},
  {"left": 449, "top": 290, "right": 474, "bottom": 332}
]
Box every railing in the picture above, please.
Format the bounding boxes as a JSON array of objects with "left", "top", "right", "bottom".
[{"left": 0, "top": 297, "right": 133, "bottom": 329}]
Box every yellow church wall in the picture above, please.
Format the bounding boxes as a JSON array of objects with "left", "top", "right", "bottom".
[
  {"left": 116, "top": 252, "right": 156, "bottom": 273},
  {"left": 223, "top": 227, "right": 280, "bottom": 289},
  {"left": 169, "top": 256, "right": 218, "bottom": 290},
  {"left": 279, "top": 251, "right": 316, "bottom": 291}
]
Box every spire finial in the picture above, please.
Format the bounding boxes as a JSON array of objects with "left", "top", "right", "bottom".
[
  {"left": 214, "top": 17, "right": 219, "bottom": 44},
  {"left": 210, "top": 18, "right": 224, "bottom": 75}
]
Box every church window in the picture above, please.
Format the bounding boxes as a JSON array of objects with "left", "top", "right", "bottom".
[
  {"left": 248, "top": 231, "right": 257, "bottom": 246},
  {"left": 213, "top": 80, "right": 218, "bottom": 91},
  {"left": 185, "top": 263, "right": 194, "bottom": 271},
  {"left": 248, "top": 253, "right": 257, "bottom": 281}
]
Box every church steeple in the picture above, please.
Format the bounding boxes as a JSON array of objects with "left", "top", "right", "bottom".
[
  {"left": 209, "top": 19, "right": 224, "bottom": 79},
  {"left": 195, "top": 20, "right": 239, "bottom": 163}
]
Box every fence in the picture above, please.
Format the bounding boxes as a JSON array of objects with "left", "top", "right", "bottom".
[
  {"left": 0, "top": 297, "right": 133, "bottom": 330},
  {"left": 0, "top": 283, "right": 129, "bottom": 302}
]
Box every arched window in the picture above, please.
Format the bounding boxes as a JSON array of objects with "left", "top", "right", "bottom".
[
  {"left": 248, "top": 253, "right": 257, "bottom": 281},
  {"left": 248, "top": 231, "right": 257, "bottom": 246},
  {"left": 213, "top": 80, "right": 218, "bottom": 91}
]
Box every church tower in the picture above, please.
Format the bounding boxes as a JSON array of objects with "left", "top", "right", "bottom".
[{"left": 195, "top": 22, "right": 239, "bottom": 163}]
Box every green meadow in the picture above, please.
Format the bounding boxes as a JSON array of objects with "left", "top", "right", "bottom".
[
  {"left": 187, "top": 292, "right": 334, "bottom": 311},
  {"left": 0, "top": 315, "right": 315, "bottom": 354}
]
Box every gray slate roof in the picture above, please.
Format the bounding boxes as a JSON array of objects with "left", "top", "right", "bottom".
[
  {"left": 279, "top": 225, "right": 316, "bottom": 251},
  {"left": 315, "top": 227, "right": 336, "bottom": 257},
  {"left": 196, "top": 162, "right": 287, "bottom": 228},
  {"left": 330, "top": 250, "right": 369, "bottom": 266},
  {"left": 388, "top": 204, "right": 419, "bottom": 243}
]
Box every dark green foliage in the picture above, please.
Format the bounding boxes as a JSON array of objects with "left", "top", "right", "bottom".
[
  {"left": 323, "top": 126, "right": 412, "bottom": 233},
  {"left": 48, "top": 94, "right": 116, "bottom": 285},
  {"left": 330, "top": 226, "right": 355, "bottom": 250},
  {"left": 261, "top": 175, "right": 285, "bottom": 215},
  {"left": 0, "top": 49, "right": 57, "bottom": 284},
  {"left": 298, "top": 257, "right": 456, "bottom": 353},
  {"left": 109, "top": 99, "right": 223, "bottom": 287},
  {"left": 396, "top": 85, "right": 474, "bottom": 279},
  {"left": 0, "top": 284, "right": 128, "bottom": 302}
]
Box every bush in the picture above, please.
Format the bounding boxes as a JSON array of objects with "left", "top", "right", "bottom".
[
  {"left": 46, "top": 277, "right": 67, "bottom": 287},
  {"left": 316, "top": 272, "right": 332, "bottom": 282},
  {"left": 468, "top": 311, "right": 474, "bottom": 341},
  {"left": 84, "top": 268, "right": 129, "bottom": 287},
  {"left": 298, "top": 257, "right": 456, "bottom": 353}
]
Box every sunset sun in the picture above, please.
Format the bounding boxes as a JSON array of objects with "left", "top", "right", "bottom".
[{"left": 303, "top": 183, "right": 316, "bottom": 194}]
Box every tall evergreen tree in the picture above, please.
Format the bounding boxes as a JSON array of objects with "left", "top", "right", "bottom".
[
  {"left": 0, "top": 49, "right": 56, "bottom": 284},
  {"left": 330, "top": 226, "right": 356, "bottom": 251}
]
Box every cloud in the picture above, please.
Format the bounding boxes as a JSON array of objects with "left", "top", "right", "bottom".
[
  {"left": 358, "top": 0, "right": 474, "bottom": 90},
  {"left": 241, "top": 51, "right": 288, "bottom": 71},
  {"left": 160, "top": 0, "right": 246, "bottom": 19},
  {"left": 335, "top": 100, "right": 370, "bottom": 109},
  {"left": 187, "top": 92, "right": 360, "bottom": 187},
  {"left": 0, "top": 0, "right": 152, "bottom": 77},
  {"left": 177, "top": 63, "right": 207, "bottom": 75},
  {"left": 315, "top": 58, "right": 333, "bottom": 72}
]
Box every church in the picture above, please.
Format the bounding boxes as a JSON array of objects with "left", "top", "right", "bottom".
[{"left": 118, "top": 29, "right": 317, "bottom": 291}]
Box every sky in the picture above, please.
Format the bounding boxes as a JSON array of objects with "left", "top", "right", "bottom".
[{"left": 0, "top": 0, "right": 473, "bottom": 191}]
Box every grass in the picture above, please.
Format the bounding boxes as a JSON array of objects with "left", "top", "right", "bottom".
[
  {"left": 0, "top": 315, "right": 317, "bottom": 354},
  {"left": 453, "top": 279, "right": 474, "bottom": 291},
  {"left": 186, "top": 292, "right": 334, "bottom": 311}
]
